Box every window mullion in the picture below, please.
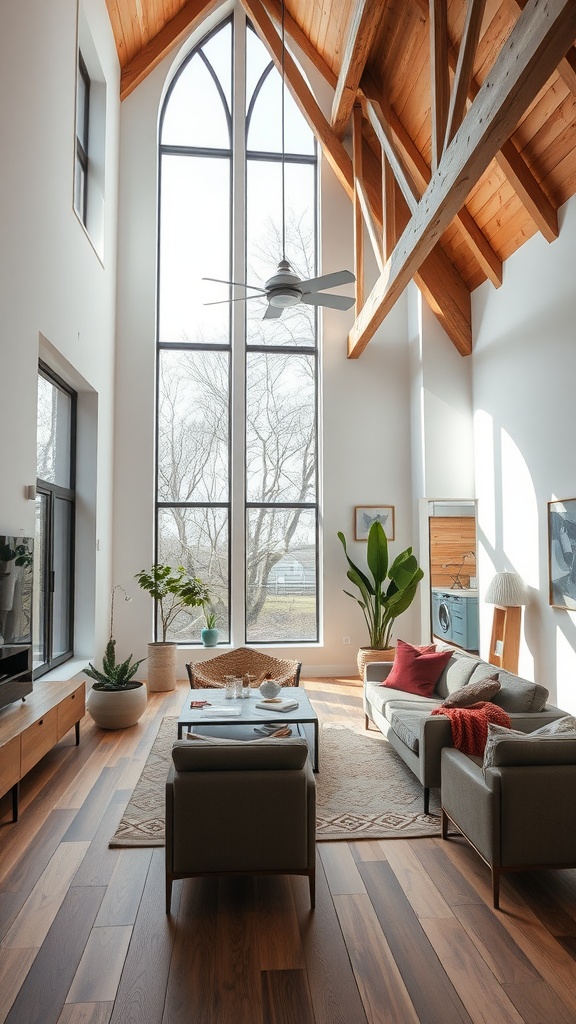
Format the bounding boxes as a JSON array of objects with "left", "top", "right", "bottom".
[{"left": 230, "top": 8, "right": 247, "bottom": 645}]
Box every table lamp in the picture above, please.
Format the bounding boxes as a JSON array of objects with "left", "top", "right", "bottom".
[{"left": 485, "top": 571, "right": 527, "bottom": 674}]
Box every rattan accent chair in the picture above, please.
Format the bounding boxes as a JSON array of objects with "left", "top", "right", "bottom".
[{"left": 185, "top": 646, "right": 301, "bottom": 689}]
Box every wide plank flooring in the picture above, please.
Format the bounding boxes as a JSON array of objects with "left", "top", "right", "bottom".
[{"left": 1, "top": 677, "right": 576, "bottom": 1023}]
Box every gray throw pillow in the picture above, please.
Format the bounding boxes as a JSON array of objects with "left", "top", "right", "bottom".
[{"left": 441, "top": 673, "right": 500, "bottom": 709}]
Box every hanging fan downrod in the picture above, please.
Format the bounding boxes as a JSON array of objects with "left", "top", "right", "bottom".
[{"left": 203, "top": 0, "right": 355, "bottom": 319}]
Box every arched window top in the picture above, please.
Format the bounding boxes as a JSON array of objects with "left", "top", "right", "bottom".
[
  {"left": 161, "top": 20, "right": 232, "bottom": 150},
  {"left": 246, "top": 26, "right": 315, "bottom": 156}
]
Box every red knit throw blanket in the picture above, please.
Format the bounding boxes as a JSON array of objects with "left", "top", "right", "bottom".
[{"left": 431, "top": 702, "right": 511, "bottom": 756}]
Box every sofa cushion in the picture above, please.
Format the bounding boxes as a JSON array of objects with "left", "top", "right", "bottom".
[
  {"left": 365, "top": 681, "right": 441, "bottom": 721},
  {"left": 483, "top": 722, "right": 576, "bottom": 772},
  {"left": 441, "top": 673, "right": 500, "bottom": 708},
  {"left": 388, "top": 709, "right": 430, "bottom": 754},
  {"left": 468, "top": 663, "right": 549, "bottom": 713},
  {"left": 382, "top": 640, "right": 452, "bottom": 698},
  {"left": 435, "top": 653, "right": 484, "bottom": 699}
]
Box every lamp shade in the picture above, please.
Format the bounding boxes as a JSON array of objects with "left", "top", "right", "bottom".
[{"left": 485, "top": 571, "right": 527, "bottom": 607}]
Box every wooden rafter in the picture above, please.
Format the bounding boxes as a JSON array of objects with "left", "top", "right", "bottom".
[
  {"left": 261, "top": 0, "right": 337, "bottom": 88},
  {"left": 331, "top": 0, "right": 384, "bottom": 139},
  {"left": 414, "top": 0, "right": 559, "bottom": 244},
  {"left": 382, "top": 154, "right": 397, "bottom": 262},
  {"left": 352, "top": 105, "right": 365, "bottom": 313},
  {"left": 504, "top": 0, "right": 576, "bottom": 95},
  {"left": 429, "top": 0, "right": 450, "bottom": 170},
  {"left": 348, "top": 0, "right": 576, "bottom": 358},
  {"left": 119, "top": 0, "right": 220, "bottom": 100},
  {"left": 361, "top": 75, "right": 502, "bottom": 286},
  {"left": 444, "top": 0, "right": 487, "bottom": 149}
]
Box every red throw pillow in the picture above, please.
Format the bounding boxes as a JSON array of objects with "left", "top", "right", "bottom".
[{"left": 381, "top": 639, "right": 452, "bottom": 698}]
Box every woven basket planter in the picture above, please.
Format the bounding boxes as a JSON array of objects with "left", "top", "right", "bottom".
[
  {"left": 357, "top": 646, "right": 395, "bottom": 679},
  {"left": 147, "top": 642, "right": 177, "bottom": 691}
]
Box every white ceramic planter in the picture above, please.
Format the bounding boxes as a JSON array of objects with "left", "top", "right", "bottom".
[
  {"left": 147, "top": 642, "right": 177, "bottom": 691},
  {"left": 86, "top": 682, "right": 147, "bottom": 729}
]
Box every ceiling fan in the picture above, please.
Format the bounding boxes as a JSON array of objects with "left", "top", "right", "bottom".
[{"left": 203, "top": 1, "right": 355, "bottom": 320}]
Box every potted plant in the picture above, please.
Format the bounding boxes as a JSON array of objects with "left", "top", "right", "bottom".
[
  {"left": 338, "top": 520, "right": 424, "bottom": 676},
  {"left": 201, "top": 605, "right": 219, "bottom": 647},
  {"left": 84, "top": 586, "right": 147, "bottom": 729},
  {"left": 135, "top": 564, "right": 212, "bottom": 691}
]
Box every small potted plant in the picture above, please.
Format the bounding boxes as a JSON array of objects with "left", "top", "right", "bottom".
[
  {"left": 85, "top": 586, "right": 147, "bottom": 729},
  {"left": 135, "top": 564, "right": 212, "bottom": 690},
  {"left": 338, "top": 520, "right": 424, "bottom": 677},
  {"left": 201, "top": 605, "right": 219, "bottom": 647}
]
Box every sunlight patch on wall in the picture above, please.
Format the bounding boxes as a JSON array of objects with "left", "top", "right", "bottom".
[
  {"left": 474, "top": 409, "right": 495, "bottom": 550},
  {"left": 556, "top": 625, "right": 576, "bottom": 715},
  {"left": 501, "top": 429, "right": 539, "bottom": 589}
]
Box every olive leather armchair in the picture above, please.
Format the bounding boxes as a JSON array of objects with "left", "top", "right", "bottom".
[
  {"left": 165, "top": 736, "right": 316, "bottom": 912},
  {"left": 441, "top": 736, "right": 576, "bottom": 908}
]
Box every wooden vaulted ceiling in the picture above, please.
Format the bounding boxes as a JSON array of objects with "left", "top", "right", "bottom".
[{"left": 105, "top": 0, "right": 576, "bottom": 356}]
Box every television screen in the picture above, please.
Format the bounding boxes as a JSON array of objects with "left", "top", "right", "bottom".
[{"left": 0, "top": 535, "right": 34, "bottom": 648}]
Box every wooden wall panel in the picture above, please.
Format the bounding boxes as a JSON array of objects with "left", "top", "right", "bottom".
[{"left": 429, "top": 517, "right": 477, "bottom": 589}]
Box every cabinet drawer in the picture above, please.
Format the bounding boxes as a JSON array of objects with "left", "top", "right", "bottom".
[
  {"left": 21, "top": 708, "right": 58, "bottom": 776},
  {"left": 0, "top": 736, "right": 21, "bottom": 798},
  {"left": 57, "top": 686, "right": 85, "bottom": 740}
]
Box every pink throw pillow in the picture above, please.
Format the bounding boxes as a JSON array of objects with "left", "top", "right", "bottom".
[{"left": 381, "top": 639, "right": 452, "bottom": 698}]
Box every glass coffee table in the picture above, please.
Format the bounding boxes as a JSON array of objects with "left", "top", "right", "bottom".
[{"left": 177, "top": 686, "right": 319, "bottom": 771}]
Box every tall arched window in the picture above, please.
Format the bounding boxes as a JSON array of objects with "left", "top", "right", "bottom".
[{"left": 157, "top": 11, "right": 318, "bottom": 645}]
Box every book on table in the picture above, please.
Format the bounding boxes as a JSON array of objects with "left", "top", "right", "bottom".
[{"left": 254, "top": 699, "right": 299, "bottom": 712}]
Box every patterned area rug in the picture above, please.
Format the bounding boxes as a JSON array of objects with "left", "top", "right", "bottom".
[{"left": 109, "top": 716, "right": 440, "bottom": 847}]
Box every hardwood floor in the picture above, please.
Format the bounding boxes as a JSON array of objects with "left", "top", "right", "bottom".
[{"left": 1, "top": 678, "right": 576, "bottom": 1024}]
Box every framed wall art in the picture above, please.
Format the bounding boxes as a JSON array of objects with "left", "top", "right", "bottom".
[
  {"left": 354, "top": 505, "right": 395, "bottom": 542},
  {"left": 548, "top": 498, "right": 576, "bottom": 609}
]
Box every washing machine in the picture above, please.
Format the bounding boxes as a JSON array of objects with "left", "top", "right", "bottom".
[{"left": 432, "top": 589, "right": 479, "bottom": 651}]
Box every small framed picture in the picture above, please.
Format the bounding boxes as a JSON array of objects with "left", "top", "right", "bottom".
[
  {"left": 548, "top": 497, "right": 576, "bottom": 609},
  {"left": 354, "top": 506, "right": 395, "bottom": 541}
]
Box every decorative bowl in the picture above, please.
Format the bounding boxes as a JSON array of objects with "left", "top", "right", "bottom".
[{"left": 259, "top": 679, "right": 282, "bottom": 699}]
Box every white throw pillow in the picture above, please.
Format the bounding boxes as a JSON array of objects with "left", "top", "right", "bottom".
[{"left": 483, "top": 717, "right": 576, "bottom": 774}]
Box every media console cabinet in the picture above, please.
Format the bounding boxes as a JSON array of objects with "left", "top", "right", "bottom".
[{"left": 0, "top": 679, "right": 85, "bottom": 822}]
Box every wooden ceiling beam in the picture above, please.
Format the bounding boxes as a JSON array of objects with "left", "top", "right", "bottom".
[
  {"left": 504, "top": 0, "right": 576, "bottom": 95},
  {"left": 429, "top": 0, "right": 450, "bottom": 170},
  {"left": 331, "top": 0, "right": 384, "bottom": 139},
  {"left": 361, "top": 75, "right": 502, "bottom": 286},
  {"left": 414, "top": 0, "right": 559, "bottom": 242},
  {"left": 119, "top": 0, "right": 220, "bottom": 100},
  {"left": 348, "top": 0, "right": 576, "bottom": 358},
  {"left": 239, "top": 0, "right": 354, "bottom": 200},
  {"left": 444, "top": 0, "right": 487, "bottom": 149},
  {"left": 361, "top": 128, "right": 472, "bottom": 354}
]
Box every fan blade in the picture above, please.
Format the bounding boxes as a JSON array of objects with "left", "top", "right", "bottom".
[
  {"left": 204, "top": 293, "right": 266, "bottom": 306},
  {"left": 300, "top": 269, "right": 355, "bottom": 294},
  {"left": 263, "top": 303, "right": 284, "bottom": 319},
  {"left": 301, "top": 292, "right": 355, "bottom": 310},
  {"left": 203, "top": 276, "right": 264, "bottom": 292}
]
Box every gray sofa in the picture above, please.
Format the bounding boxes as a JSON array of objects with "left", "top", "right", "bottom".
[{"left": 364, "top": 649, "right": 566, "bottom": 813}]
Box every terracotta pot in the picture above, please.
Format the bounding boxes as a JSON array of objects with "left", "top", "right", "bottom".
[
  {"left": 357, "top": 646, "right": 395, "bottom": 679},
  {"left": 147, "top": 642, "right": 177, "bottom": 691},
  {"left": 86, "top": 681, "right": 147, "bottom": 729}
]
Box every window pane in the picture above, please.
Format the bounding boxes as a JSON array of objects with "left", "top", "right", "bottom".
[
  {"left": 36, "top": 375, "right": 72, "bottom": 487},
  {"left": 159, "top": 154, "right": 230, "bottom": 344},
  {"left": 158, "top": 349, "right": 229, "bottom": 504},
  {"left": 246, "top": 507, "right": 317, "bottom": 642},
  {"left": 246, "top": 160, "right": 315, "bottom": 346},
  {"left": 161, "top": 28, "right": 231, "bottom": 148},
  {"left": 158, "top": 506, "right": 229, "bottom": 642},
  {"left": 247, "top": 63, "right": 315, "bottom": 155},
  {"left": 246, "top": 351, "right": 316, "bottom": 503},
  {"left": 53, "top": 498, "right": 73, "bottom": 658}
]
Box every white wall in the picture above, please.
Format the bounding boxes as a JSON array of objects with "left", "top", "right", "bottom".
[
  {"left": 112, "top": 1, "right": 417, "bottom": 676},
  {"left": 0, "top": 0, "right": 120, "bottom": 659},
  {"left": 472, "top": 195, "right": 576, "bottom": 710}
]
